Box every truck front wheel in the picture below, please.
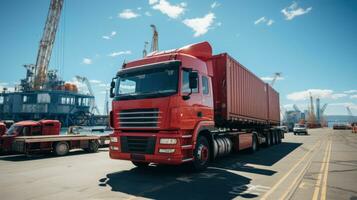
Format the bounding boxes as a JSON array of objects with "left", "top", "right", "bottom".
[
  {"left": 85, "top": 140, "right": 99, "bottom": 153},
  {"left": 54, "top": 142, "right": 69, "bottom": 156},
  {"left": 192, "top": 136, "right": 210, "bottom": 171}
]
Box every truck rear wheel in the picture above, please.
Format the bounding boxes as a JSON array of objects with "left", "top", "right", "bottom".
[
  {"left": 85, "top": 140, "right": 99, "bottom": 153},
  {"left": 132, "top": 161, "right": 149, "bottom": 168},
  {"left": 54, "top": 142, "right": 69, "bottom": 156},
  {"left": 250, "top": 134, "right": 258, "bottom": 153},
  {"left": 192, "top": 136, "right": 210, "bottom": 171},
  {"left": 266, "top": 133, "right": 272, "bottom": 147},
  {"left": 272, "top": 132, "right": 276, "bottom": 145}
]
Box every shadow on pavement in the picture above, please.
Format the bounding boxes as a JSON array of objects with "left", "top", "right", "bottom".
[
  {"left": 0, "top": 148, "right": 108, "bottom": 162},
  {"left": 100, "top": 142, "right": 302, "bottom": 199},
  {"left": 100, "top": 165, "right": 256, "bottom": 200}
]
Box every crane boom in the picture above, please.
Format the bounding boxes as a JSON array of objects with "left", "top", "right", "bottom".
[
  {"left": 75, "top": 76, "right": 100, "bottom": 115},
  {"left": 34, "top": 0, "right": 64, "bottom": 90},
  {"left": 270, "top": 72, "right": 281, "bottom": 87}
]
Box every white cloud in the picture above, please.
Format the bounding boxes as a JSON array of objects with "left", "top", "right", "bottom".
[
  {"left": 149, "top": 0, "right": 159, "bottom": 5},
  {"left": 254, "top": 17, "right": 266, "bottom": 25},
  {"left": 150, "top": 0, "right": 186, "bottom": 19},
  {"left": 0, "top": 82, "right": 9, "bottom": 86},
  {"left": 286, "top": 89, "right": 350, "bottom": 101},
  {"left": 211, "top": 2, "right": 220, "bottom": 9},
  {"left": 183, "top": 12, "right": 215, "bottom": 37},
  {"left": 89, "top": 80, "right": 102, "bottom": 84},
  {"left": 82, "top": 58, "right": 92, "bottom": 65},
  {"left": 145, "top": 11, "right": 152, "bottom": 16},
  {"left": 260, "top": 76, "right": 284, "bottom": 82},
  {"left": 267, "top": 19, "right": 274, "bottom": 26},
  {"left": 344, "top": 90, "right": 357, "bottom": 94},
  {"left": 118, "top": 9, "right": 140, "bottom": 19},
  {"left": 254, "top": 16, "right": 274, "bottom": 26},
  {"left": 102, "top": 31, "right": 117, "bottom": 40},
  {"left": 351, "top": 95, "right": 357, "bottom": 99},
  {"left": 108, "top": 50, "right": 132, "bottom": 57},
  {"left": 137, "top": 7, "right": 142, "bottom": 10},
  {"left": 281, "top": 2, "right": 312, "bottom": 20}
]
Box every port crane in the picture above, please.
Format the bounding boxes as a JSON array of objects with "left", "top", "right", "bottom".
[
  {"left": 75, "top": 76, "right": 100, "bottom": 115},
  {"left": 270, "top": 72, "right": 282, "bottom": 87},
  {"left": 143, "top": 41, "right": 149, "bottom": 57},
  {"left": 33, "top": 0, "right": 64, "bottom": 90},
  {"left": 346, "top": 106, "right": 355, "bottom": 123},
  {"left": 150, "top": 24, "right": 159, "bottom": 52}
]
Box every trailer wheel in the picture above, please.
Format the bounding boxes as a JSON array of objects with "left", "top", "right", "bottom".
[
  {"left": 250, "top": 134, "right": 258, "bottom": 153},
  {"left": 54, "top": 142, "right": 69, "bottom": 156},
  {"left": 266, "top": 133, "right": 272, "bottom": 147},
  {"left": 132, "top": 161, "right": 149, "bottom": 168},
  {"left": 277, "top": 132, "right": 282, "bottom": 144},
  {"left": 272, "top": 132, "right": 277, "bottom": 145},
  {"left": 192, "top": 136, "right": 210, "bottom": 171},
  {"left": 85, "top": 140, "right": 99, "bottom": 153}
]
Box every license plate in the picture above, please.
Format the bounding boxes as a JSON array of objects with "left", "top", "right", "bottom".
[{"left": 131, "top": 154, "right": 145, "bottom": 161}]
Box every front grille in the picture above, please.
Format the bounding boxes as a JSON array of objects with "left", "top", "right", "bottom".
[
  {"left": 119, "top": 108, "right": 160, "bottom": 128},
  {"left": 120, "top": 136, "right": 156, "bottom": 154}
]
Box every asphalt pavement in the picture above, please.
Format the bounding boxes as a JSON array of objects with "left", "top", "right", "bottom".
[{"left": 0, "top": 128, "right": 356, "bottom": 200}]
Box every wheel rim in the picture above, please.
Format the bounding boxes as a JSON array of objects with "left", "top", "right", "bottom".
[
  {"left": 59, "top": 144, "right": 66, "bottom": 152},
  {"left": 197, "top": 144, "right": 209, "bottom": 164},
  {"left": 253, "top": 138, "right": 257, "bottom": 150}
]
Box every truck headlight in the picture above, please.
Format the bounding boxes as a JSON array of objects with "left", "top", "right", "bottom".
[
  {"left": 110, "top": 146, "right": 119, "bottom": 151},
  {"left": 110, "top": 137, "right": 118, "bottom": 142},
  {"left": 160, "top": 138, "right": 177, "bottom": 144},
  {"left": 159, "top": 148, "right": 175, "bottom": 153}
]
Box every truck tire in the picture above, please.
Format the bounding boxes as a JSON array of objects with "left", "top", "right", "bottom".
[
  {"left": 54, "top": 142, "right": 69, "bottom": 156},
  {"left": 132, "top": 161, "right": 150, "bottom": 168},
  {"left": 277, "top": 132, "right": 282, "bottom": 144},
  {"left": 266, "top": 133, "right": 272, "bottom": 147},
  {"left": 85, "top": 140, "right": 99, "bottom": 153},
  {"left": 272, "top": 132, "right": 277, "bottom": 145},
  {"left": 250, "top": 134, "right": 258, "bottom": 153},
  {"left": 192, "top": 136, "right": 210, "bottom": 171}
]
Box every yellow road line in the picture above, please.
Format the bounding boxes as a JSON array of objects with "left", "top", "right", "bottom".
[
  {"left": 260, "top": 140, "right": 321, "bottom": 200},
  {"left": 312, "top": 140, "right": 331, "bottom": 200},
  {"left": 320, "top": 141, "right": 332, "bottom": 200},
  {"left": 278, "top": 140, "right": 322, "bottom": 200}
]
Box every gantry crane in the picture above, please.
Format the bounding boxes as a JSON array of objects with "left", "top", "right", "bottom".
[
  {"left": 33, "top": 0, "right": 64, "bottom": 90},
  {"left": 75, "top": 76, "right": 100, "bottom": 115},
  {"left": 347, "top": 106, "right": 355, "bottom": 123},
  {"left": 150, "top": 24, "right": 158, "bottom": 52}
]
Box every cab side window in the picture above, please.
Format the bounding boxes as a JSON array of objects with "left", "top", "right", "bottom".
[
  {"left": 202, "top": 76, "right": 210, "bottom": 95},
  {"left": 32, "top": 126, "right": 42, "bottom": 136},
  {"left": 182, "top": 70, "right": 199, "bottom": 93}
]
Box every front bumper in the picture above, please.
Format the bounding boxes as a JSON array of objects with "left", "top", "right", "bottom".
[{"left": 109, "top": 130, "right": 193, "bottom": 165}]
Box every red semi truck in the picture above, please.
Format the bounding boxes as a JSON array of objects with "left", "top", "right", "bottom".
[
  {"left": 0, "top": 120, "right": 108, "bottom": 156},
  {"left": 108, "top": 42, "right": 282, "bottom": 170}
]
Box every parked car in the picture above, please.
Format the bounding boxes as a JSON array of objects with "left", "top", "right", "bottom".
[{"left": 293, "top": 124, "right": 308, "bottom": 135}]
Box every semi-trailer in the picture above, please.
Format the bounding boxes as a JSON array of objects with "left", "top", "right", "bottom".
[
  {"left": 108, "top": 42, "right": 282, "bottom": 171},
  {"left": 0, "top": 120, "right": 109, "bottom": 156}
]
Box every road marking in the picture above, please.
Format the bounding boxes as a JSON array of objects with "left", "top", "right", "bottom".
[
  {"left": 312, "top": 140, "right": 331, "bottom": 200},
  {"left": 320, "top": 141, "right": 332, "bottom": 200},
  {"left": 260, "top": 140, "right": 321, "bottom": 200}
]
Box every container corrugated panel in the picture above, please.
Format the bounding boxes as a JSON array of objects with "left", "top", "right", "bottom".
[
  {"left": 267, "top": 84, "right": 280, "bottom": 123},
  {"left": 211, "top": 53, "right": 269, "bottom": 124}
]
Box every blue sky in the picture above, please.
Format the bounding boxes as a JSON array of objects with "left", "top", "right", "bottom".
[{"left": 0, "top": 0, "right": 356, "bottom": 115}]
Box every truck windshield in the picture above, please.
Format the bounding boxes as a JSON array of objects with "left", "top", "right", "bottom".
[
  {"left": 115, "top": 63, "right": 179, "bottom": 100},
  {"left": 6, "top": 125, "right": 23, "bottom": 136}
]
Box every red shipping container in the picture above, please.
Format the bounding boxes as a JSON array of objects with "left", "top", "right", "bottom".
[
  {"left": 267, "top": 84, "right": 280, "bottom": 123},
  {"left": 210, "top": 53, "right": 270, "bottom": 126}
]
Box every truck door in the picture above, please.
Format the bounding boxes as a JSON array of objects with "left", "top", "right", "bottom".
[
  {"left": 180, "top": 69, "right": 201, "bottom": 128},
  {"left": 0, "top": 126, "right": 24, "bottom": 152}
]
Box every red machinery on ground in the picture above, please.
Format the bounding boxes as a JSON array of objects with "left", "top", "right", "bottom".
[
  {"left": 0, "top": 122, "right": 6, "bottom": 136},
  {"left": 108, "top": 42, "right": 282, "bottom": 170},
  {"left": 0, "top": 120, "right": 108, "bottom": 156},
  {"left": 352, "top": 123, "right": 357, "bottom": 133}
]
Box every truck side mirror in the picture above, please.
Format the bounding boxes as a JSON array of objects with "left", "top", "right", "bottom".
[
  {"left": 189, "top": 72, "right": 198, "bottom": 89},
  {"left": 110, "top": 79, "right": 116, "bottom": 98}
]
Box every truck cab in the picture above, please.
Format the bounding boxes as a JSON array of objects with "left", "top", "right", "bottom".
[
  {"left": 0, "top": 120, "right": 61, "bottom": 152},
  {"left": 0, "top": 122, "right": 6, "bottom": 136},
  {"left": 109, "top": 42, "right": 214, "bottom": 168}
]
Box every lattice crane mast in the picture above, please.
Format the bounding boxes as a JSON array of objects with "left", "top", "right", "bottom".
[{"left": 33, "top": 0, "right": 64, "bottom": 90}]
